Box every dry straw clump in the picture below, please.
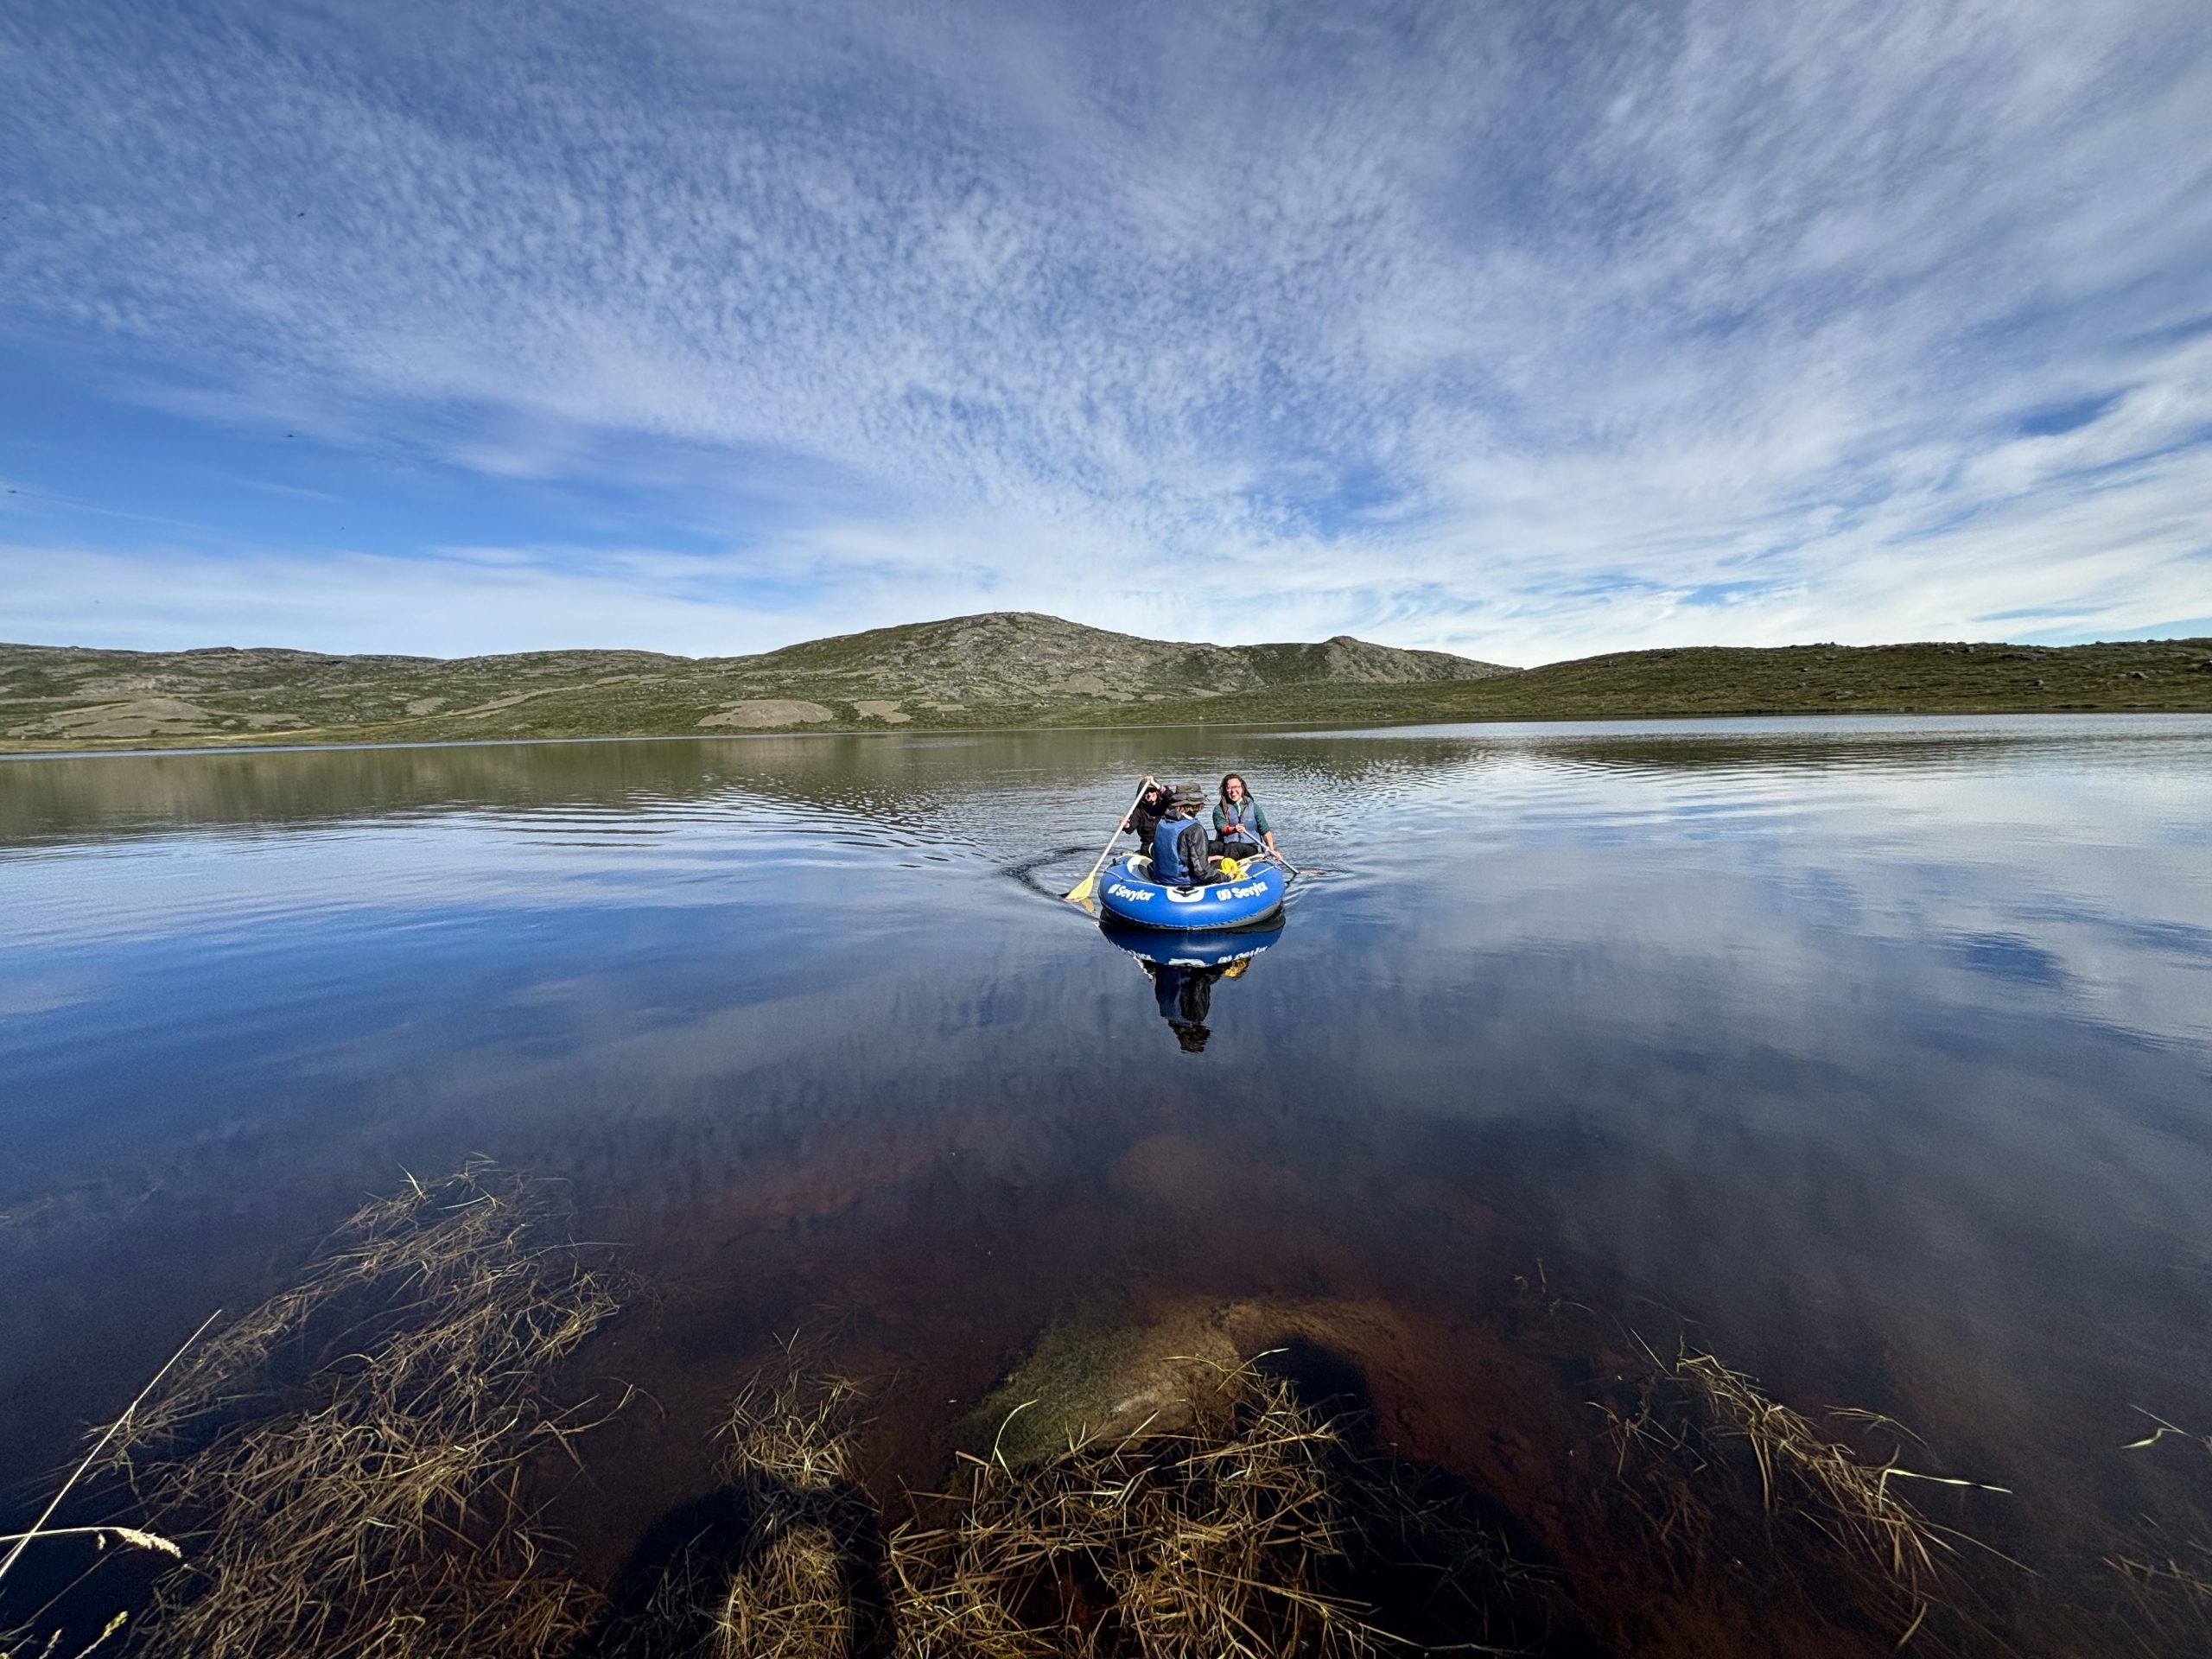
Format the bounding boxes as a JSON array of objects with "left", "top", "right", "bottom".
[
  {"left": 715, "top": 1524, "right": 858, "bottom": 1659},
  {"left": 2107, "top": 1413, "right": 2212, "bottom": 1647},
  {"left": 610, "top": 1347, "right": 1541, "bottom": 1659},
  {"left": 885, "top": 1359, "right": 1385, "bottom": 1659},
  {"left": 2107, "top": 1529, "right": 2212, "bottom": 1648},
  {"left": 1598, "top": 1339, "right": 2010, "bottom": 1645},
  {"left": 713, "top": 1362, "right": 878, "bottom": 1659},
  {"left": 588, "top": 1351, "right": 884, "bottom": 1659},
  {"left": 116, "top": 1161, "right": 628, "bottom": 1659}
]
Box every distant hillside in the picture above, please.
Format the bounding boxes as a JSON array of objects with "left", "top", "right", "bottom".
[
  {"left": 0, "top": 612, "right": 1512, "bottom": 750},
  {"left": 1243, "top": 638, "right": 2212, "bottom": 724},
  {"left": 3, "top": 619, "right": 2207, "bottom": 753},
  {"left": 750, "top": 612, "right": 1496, "bottom": 696}
]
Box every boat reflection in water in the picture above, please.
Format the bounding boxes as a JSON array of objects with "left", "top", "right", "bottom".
[{"left": 1098, "top": 917, "right": 1285, "bottom": 1053}]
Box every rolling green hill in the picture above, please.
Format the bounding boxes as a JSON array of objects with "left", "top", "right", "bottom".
[
  {"left": 0, "top": 612, "right": 1508, "bottom": 751},
  {"left": 1, "top": 613, "right": 2206, "bottom": 753},
  {"left": 1217, "top": 636, "right": 2212, "bottom": 726}
]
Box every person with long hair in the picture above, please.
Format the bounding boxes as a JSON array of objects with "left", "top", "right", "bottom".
[
  {"left": 1211, "top": 772, "right": 1276, "bottom": 860},
  {"left": 1121, "top": 773, "right": 1170, "bottom": 849}
]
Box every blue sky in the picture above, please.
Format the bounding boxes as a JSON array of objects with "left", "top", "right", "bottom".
[{"left": 3, "top": 0, "right": 2209, "bottom": 664}]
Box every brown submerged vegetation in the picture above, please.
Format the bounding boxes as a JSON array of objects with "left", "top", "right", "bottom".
[
  {"left": 589, "top": 1345, "right": 1543, "bottom": 1659},
  {"left": 2107, "top": 1416, "right": 2212, "bottom": 1652},
  {"left": 1590, "top": 1339, "right": 2017, "bottom": 1649},
  {"left": 16, "top": 1167, "right": 2195, "bottom": 1656},
  {"left": 2108, "top": 1528, "right": 2212, "bottom": 1653},
  {"left": 883, "top": 1360, "right": 1478, "bottom": 1659},
  {"left": 588, "top": 1355, "right": 886, "bottom": 1659},
  {"left": 3, "top": 1163, "right": 630, "bottom": 1659}
]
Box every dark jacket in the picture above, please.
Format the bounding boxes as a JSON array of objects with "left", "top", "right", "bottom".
[{"left": 1123, "top": 785, "right": 1169, "bottom": 847}]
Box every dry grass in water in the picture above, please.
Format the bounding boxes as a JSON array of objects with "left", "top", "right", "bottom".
[
  {"left": 2107, "top": 1525, "right": 2212, "bottom": 1649},
  {"left": 713, "top": 1358, "right": 876, "bottom": 1659},
  {"left": 1598, "top": 1339, "right": 2010, "bottom": 1645},
  {"left": 713, "top": 1523, "right": 856, "bottom": 1659},
  {"left": 589, "top": 1346, "right": 880, "bottom": 1659},
  {"left": 721, "top": 1355, "right": 869, "bottom": 1497},
  {"left": 632, "top": 1346, "right": 1544, "bottom": 1658},
  {"left": 113, "top": 1161, "right": 628, "bottom": 1659},
  {"left": 0, "top": 1311, "right": 220, "bottom": 1658},
  {"left": 887, "top": 1358, "right": 1390, "bottom": 1659},
  {"left": 2107, "top": 1414, "right": 2212, "bottom": 1648},
  {"left": 0, "top": 1611, "right": 129, "bottom": 1659}
]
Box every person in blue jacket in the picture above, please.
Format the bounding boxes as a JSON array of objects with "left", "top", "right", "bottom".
[
  {"left": 1211, "top": 773, "right": 1276, "bottom": 861},
  {"left": 1150, "top": 957, "right": 1221, "bottom": 1052},
  {"left": 1149, "top": 781, "right": 1213, "bottom": 886}
]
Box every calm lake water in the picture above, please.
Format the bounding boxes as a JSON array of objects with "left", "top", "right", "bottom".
[{"left": 4, "top": 715, "right": 2211, "bottom": 1651}]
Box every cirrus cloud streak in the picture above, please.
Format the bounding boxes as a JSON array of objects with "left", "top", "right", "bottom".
[{"left": 3, "top": 0, "right": 2209, "bottom": 658}]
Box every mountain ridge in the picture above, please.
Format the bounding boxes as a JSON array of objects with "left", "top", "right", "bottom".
[
  {"left": 0, "top": 611, "right": 1513, "bottom": 747},
  {"left": 3, "top": 613, "right": 2208, "bottom": 752}
]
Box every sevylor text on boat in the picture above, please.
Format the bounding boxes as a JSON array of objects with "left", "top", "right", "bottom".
[
  {"left": 1099, "top": 916, "right": 1284, "bottom": 968},
  {"left": 1095, "top": 852, "right": 1286, "bottom": 931}
]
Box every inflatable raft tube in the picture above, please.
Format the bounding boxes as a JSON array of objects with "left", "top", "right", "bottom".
[
  {"left": 1099, "top": 916, "right": 1284, "bottom": 968},
  {"left": 1095, "top": 852, "right": 1286, "bottom": 931}
]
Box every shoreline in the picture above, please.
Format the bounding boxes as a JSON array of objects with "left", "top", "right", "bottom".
[{"left": 5, "top": 701, "right": 2211, "bottom": 762}]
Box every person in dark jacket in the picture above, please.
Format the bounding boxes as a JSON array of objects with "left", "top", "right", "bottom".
[
  {"left": 1122, "top": 774, "right": 1170, "bottom": 850},
  {"left": 1151, "top": 958, "right": 1222, "bottom": 1052},
  {"left": 1149, "top": 781, "right": 1213, "bottom": 886}
]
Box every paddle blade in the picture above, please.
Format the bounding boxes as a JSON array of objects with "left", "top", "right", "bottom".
[{"left": 1065, "top": 872, "right": 1098, "bottom": 904}]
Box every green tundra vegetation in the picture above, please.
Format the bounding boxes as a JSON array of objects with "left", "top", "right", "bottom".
[{"left": 2, "top": 612, "right": 2207, "bottom": 753}]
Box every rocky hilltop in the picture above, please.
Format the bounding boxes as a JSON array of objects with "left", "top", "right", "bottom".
[
  {"left": 0, "top": 612, "right": 1513, "bottom": 749},
  {"left": 6, "top": 617, "right": 2208, "bottom": 753},
  {"left": 746, "top": 612, "right": 1503, "bottom": 706}
]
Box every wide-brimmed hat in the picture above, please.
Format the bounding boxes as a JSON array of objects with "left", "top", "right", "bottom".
[{"left": 1170, "top": 781, "right": 1205, "bottom": 808}]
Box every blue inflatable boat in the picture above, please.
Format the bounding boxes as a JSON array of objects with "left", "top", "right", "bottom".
[
  {"left": 1099, "top": 916, "right": 1284, "bottom": 968},
  {"left": 1095, "top": 852, "right": 1286, "bottom": 931}
]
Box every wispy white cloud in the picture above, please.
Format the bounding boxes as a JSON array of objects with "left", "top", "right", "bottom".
[
  {"left": 0, "top": 541, "right": 779, "bottom": 658},
  {"left": 2, "top": 0, "right": 2208, "bottom": 658}
]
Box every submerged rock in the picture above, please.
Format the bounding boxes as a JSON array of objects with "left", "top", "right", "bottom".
[{"left": 956, "top": 1298, "right": 1247, "bottom": 1465}]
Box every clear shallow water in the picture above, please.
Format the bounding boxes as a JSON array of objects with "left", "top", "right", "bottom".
[{"left": 3, "top": 717, "right": 2211, "bottom": 1649}]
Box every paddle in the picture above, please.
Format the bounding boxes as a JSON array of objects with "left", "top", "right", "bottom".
[{"left": 1065, "top": 777, "right": 1158, "bottom": 905}]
